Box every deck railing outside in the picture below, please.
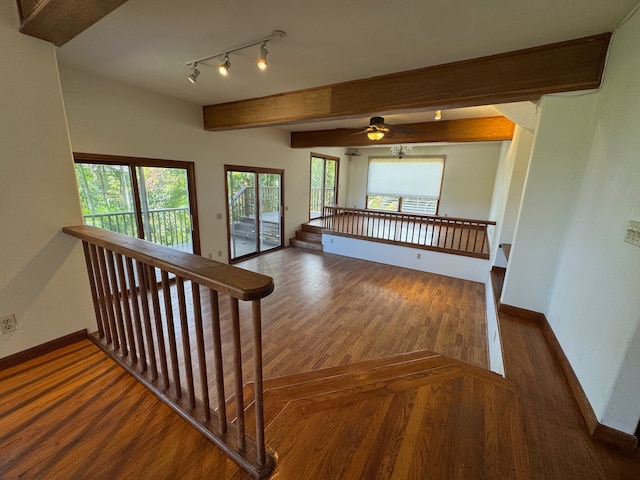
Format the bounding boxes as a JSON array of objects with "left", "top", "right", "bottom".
[
  {"left": 322, "top": 206, "right": 495, "bottom": 258},
  {"left": 309, "top": 187, "right": 336, "bottom": 218},
  {"left": 84, "top": 207, "right": 192, "bottom": 251},
  {"left": 63, "top": 225, "right": 275, "bottom": 478}
]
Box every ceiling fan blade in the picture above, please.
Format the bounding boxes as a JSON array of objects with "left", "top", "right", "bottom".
[
  {"left": 389, "top": 124, "right": 418, "bottom": 134},
  {"left": 349, "top": 128, "right": 371, "bottom": 136}
]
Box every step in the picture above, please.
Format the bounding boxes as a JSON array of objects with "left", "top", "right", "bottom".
[
  {"left": 289, "top": 238, "right": 322, "bottom": 251},
  {"left": 295, "top": 230, "right": 322, "bottom": 242},
  {"left": 301, "top": 223, "right": 324, "bottom": 234},
  {"left": 242, "top": 350, "right": 455, "bottom": 424}
]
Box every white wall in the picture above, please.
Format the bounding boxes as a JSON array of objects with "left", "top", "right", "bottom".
[
  {"left": 345, "top": 143, "right": 504, "bottom": 219},
  {"left": 322, "top": 234, "right": 490, "bottom": 283},
  {"left": 501, "top": 93, "right": 598, "bottom": 312},
  {"left": 544, "top": 11, "right": 640, "bottom": 433},
  {"left": 59, "top": 67, "right": 347, "bottom": 261},
  {"left": 498, "top": 129, "right": 534, "bottom": 247},
  {"left": 0, "top": 0, "right": 95, "bottom": 358}
]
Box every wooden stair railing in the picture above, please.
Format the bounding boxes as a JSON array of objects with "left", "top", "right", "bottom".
[
  {"left": 322, "top": 206, "right": 495, "bottom": 259},
  {"left": 63, "top": 225, "right": 275, "bottom": 479}
]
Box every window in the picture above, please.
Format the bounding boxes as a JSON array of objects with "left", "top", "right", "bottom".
[
  {"left": 366, "top": 156, "right": 445, "bottom": 215},
  {"left": 310, "top": 154, "right": 339, "bottom": 219},
  {"left": 74, "top": 153, "right": 200, "bottom": 254}
]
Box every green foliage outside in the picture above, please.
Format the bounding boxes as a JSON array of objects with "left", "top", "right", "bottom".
[
  {"left": 310, "top": 157, "right": 337, "bottom": 215},
  {"left": 227, "top": 171, "right": 281, "bottom": 220},
  {"left": 75, "top": 164, "right": 188, "bottom": 214},
  {"left": 74, "top": 163, "right": 192, "bottom": 248}
]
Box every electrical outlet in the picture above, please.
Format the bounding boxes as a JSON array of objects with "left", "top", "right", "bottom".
[
  {"left": 624, "top": 220, "right": 640, "bottom": 247},
  {"left": 1, "top": 314, "right": 18, "bottom": 334}
]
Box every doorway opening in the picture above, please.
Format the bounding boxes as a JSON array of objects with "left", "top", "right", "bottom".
[
  {"left": 309, "top": 153, "right": 339, "bottom": 220},
  {"left": 225, "top": 165, "right": 284, "bottom": 263}
]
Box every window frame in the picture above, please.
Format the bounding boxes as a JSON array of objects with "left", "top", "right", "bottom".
[
  {"left": 73, "top": 152, "right": 201, "bottom": 255},
  {"left": 365, "top": 155, "right": 446, "bottom": 216},
  {"left": 309, "top": 153, "right": 340, "bottom": 220}
]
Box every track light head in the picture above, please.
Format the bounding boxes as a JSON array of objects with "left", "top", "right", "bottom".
[
  {"left": 434, "top": 109, "right": 442, "bottom": 121},
  {"left": 187, "top": 63, "right": 200, "bottom": 84},
  {"left": 258, "top": 43, "right": 268, "bottom": 71},
  {"left": 186, "top": 31, "right": 286, "bottom": 81},
  {"left": 218, "top": 55, "right": 230, "bottom": 76}
]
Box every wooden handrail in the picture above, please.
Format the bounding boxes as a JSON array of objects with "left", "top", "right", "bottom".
[
  {"left": 322, "top": 206, "right": 495, "bottom": 259},
  {"left": 64, "top": 225, "right": 273, "bottom": 300},
  {"left": 63, "top": 225, "right": 275, "bottom": 478},
  {"left": 323, "top": 205, "right": 497, "bottom": 226}
]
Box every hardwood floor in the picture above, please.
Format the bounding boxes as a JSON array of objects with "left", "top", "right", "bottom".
[
  {"left": 2, "top": 248, "right": 639, "bottom": 478},
  {"left": 499, "top": 313, "right": 640, "bottom": 479},
  {"left": 0, "top": 341, "right": 242, "bottom": 479},
  {"left": 239, "top": 248, "right": 488, "bottom": 375}
]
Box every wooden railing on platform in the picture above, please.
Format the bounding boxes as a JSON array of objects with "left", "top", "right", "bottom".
[
  {"left": 63, "top": 225, "right": 275, "bottom": 479},
  {"left": 322, "top": 206, "right": 495, "bottom": 259}
]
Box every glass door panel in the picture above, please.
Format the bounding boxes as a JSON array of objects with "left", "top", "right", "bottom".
[
  {"left": 74, "top": 156, "right": 200, "bottom": 256},
  {"left": 258, "top": 173, "right": 282, "bottom": 252},
  {"left": 136, "top": 166, "right": 194, "bottom": 253},
  {"left": 324, "top": 159, "right": 337, "bottom": 207},
  {"left": 75, "top": 163, "right": 138, "bottom": 236},
  {"left": 227, "top": 169, "right": 258, "bottom": 261},
  {"left": 310, "top": 157, "right": 324, "bottom": 219},
  {"left": 309, "top": 155, "right": 339, "bottom": 220}
]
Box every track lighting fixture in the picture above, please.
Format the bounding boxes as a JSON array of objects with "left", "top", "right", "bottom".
[
  {"left": 218, "top": 55, "right": 230, "bottom": 76},
  {"left": 257, "top": 43, "right": 268, "bottom": 71},
  {"left": 187, "top": 63, "right": 200, "bottom": 84},
  {"left": 434, "top": 109, "right": 442, "bottom": 120},
  {"left": 186, "top": 30, "right": 285, "bottom": 83}
]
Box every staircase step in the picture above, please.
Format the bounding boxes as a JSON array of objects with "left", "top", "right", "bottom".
[
  {"left": 302, "top": 223, "right": 324, "bottom": 234},
  {"left": 242, "top": 350, "right": 457, "bottom": 426},
  {"left": 295, "top": 230, "right": 322, "bottom": 242},
  {"left": 289, "top": 238, "right": 322, "bottom": 251}
]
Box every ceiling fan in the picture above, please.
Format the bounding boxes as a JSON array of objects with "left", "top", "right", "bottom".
[{"left": 352, "top": 116, "right": 416, "bottom": 141}]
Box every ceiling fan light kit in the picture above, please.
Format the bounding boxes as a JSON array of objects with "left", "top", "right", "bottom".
[
  {"left": 186, "top": 30, "right": 286, "bottom": 83},
  {"left": 355, "top": 116, "right": 417, "bottom": 141}
]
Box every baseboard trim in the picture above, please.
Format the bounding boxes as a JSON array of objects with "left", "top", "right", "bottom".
[
  {"left": 498, "top": 303, "right": 545, "bottom": 323},
  {"left": 501, "top": 306, "right": 638, "bottom": 450},
  {"left": 539, "top": 317, "right": 638, "bottom": 450},
  {"left": 537, "top": 315, "right": 637, "bottom": 451},
  {"left": 593, "top": 423, "right": 638, "bottom": 450},
  {"left": 0, "top": 329, "right": 88, "bottom": 371}
]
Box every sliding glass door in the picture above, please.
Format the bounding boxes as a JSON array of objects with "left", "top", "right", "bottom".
[
  {"left": 74, "top": 154, "right": 200, "bottom": 254},
  {"left": 226, "top": 165, "right": 283, "bottom": 263},
  {"left": 310, "top": 154, "right": 339, "bottom": 219}
]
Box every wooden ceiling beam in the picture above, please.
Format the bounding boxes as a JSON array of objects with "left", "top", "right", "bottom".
[
  {"left": 204, "top": 33, "right": 611, "bottom": 132},
  {"left": 16, "top": 0, "right": 129, "bottom": 47},
  {"left": 290, "top": 116, "right": 515, "bottom": 148}
]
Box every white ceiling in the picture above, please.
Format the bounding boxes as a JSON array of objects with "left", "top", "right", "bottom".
[{"left": 55, "top": 0, "right": 639, "bottom": 132}]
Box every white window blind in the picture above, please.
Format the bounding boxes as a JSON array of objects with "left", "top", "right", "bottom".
[{"left": 367, "top": 157, "right": 445, "bottom": 197}]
